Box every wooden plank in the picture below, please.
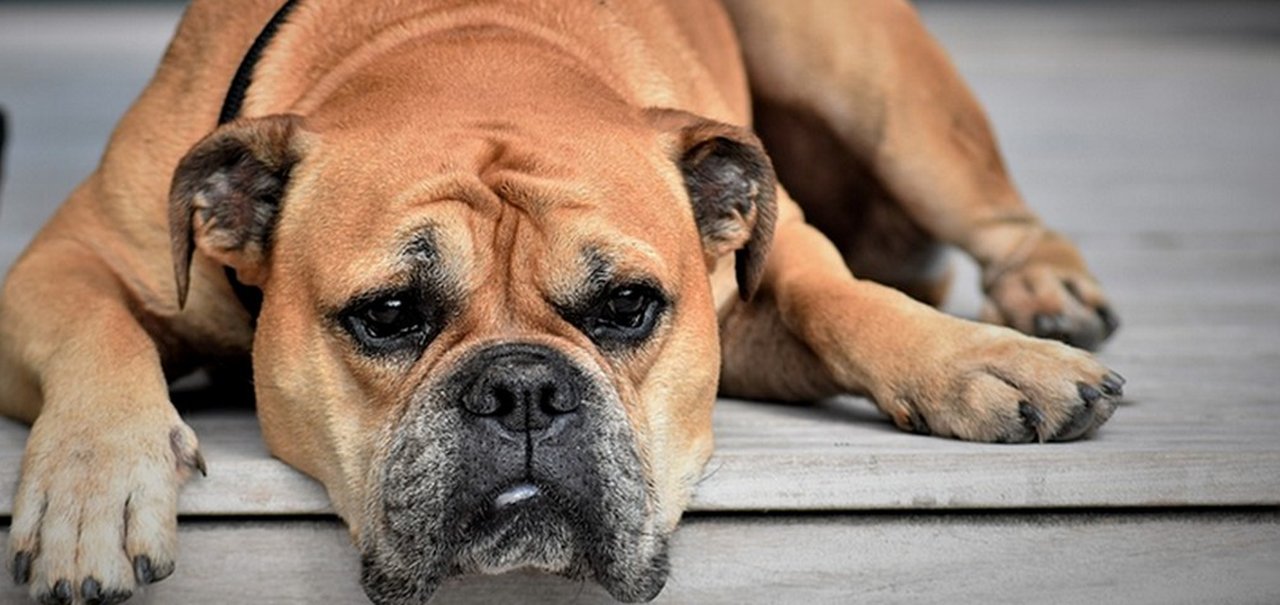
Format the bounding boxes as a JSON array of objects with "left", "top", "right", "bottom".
[
  {"left": 3, "top": 511, "right": 1277, "bottom": 604},
  {"left": 4, "top": 371, "right": 1279, "bottom": 516}
]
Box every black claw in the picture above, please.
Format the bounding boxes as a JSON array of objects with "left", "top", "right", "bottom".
[
  {"left": 1098, "top": 305, "right": 1120, "bottom": 337},
  {"left": 1033, "top": 314, "right": 1055, "bottom": 336},
  {"left": 42, "top": 579, "right": 73, "bottom": 605},
  {"left": 1033, "top": 313, "right": 1075, "bottom": 344},
  {"left": 1101, "top": 372, "right": 1125, "bottom": 397},
  {"left": 194, "top": 449, "right": 208, "bottom": 477},
  {"left": 1018, "top": 401, "right": 1046, "bottom": 443},
  {"left": 133, "top": 554, "right": 154, "bottom": 585},
  {"left": 81, "top": 577, "right": 102, "bottom": 605},
  {"left": 909, "top": 411, "right": 932, "bottom": 436},
  {"left": 12, "top": 551, "right": 31, "bottom": 585},
  {"left": 1078, "top": 383, "right": 1103, "bottom": 406}
]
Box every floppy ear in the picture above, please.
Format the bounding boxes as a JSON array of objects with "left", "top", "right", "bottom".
[
  {"left": 648, "top": 108, "right": 777, "bottom": 301},
  {"left": 169, "top": 114, "right": 307, "bottom": 308}
]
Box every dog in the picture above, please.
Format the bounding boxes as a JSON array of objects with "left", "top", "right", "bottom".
[{"left": 0, "top": 0, "right": 1124, "bottom": 603}]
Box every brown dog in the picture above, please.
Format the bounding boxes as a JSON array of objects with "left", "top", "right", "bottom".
[{"left": 0, "top": 0, "right": 1123, "bottom": 603}]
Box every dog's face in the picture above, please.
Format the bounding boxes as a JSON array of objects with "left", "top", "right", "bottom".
[{"left": 169, "top": 95, "right": 774, "bottom": 602}]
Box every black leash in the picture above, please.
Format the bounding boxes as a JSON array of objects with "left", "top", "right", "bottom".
[{"left": 216, "top": 0, "right": 302, "bottom": 320}]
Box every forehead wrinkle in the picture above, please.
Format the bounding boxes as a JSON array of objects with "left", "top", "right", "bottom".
[
  {"left": 486, "top": 171, "right": 602, "bottom": 217},
  {"left": 390, "top": 171, "right": 503, "bottom": 213}
]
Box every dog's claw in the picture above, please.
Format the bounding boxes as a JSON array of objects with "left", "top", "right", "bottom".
[
  {"left": 12, "top": 551, "right": 31, "bottom": 584},
  {"left": 1078, "top": 383, "right": 1103, "bottom": 407},
  {"left": 41, "top": 579, "right": 74, "bottom": 605},
  {"left": 1101, "top": 372, "right": 1125, "bottom": 397},
  {"left": 1018, "top": 401, "right": 1046, "bottom": 443},
  {"left": 1098, "top": 305, "right": 1120, "bottom": 338},
  {"left": 1033, "top": 314, "right": 1062, "bottom": 339},
  {"left": 133, "top": 554, "right": 154, "bottom": 585},
  {"left": 81, "top": 577, "right": 102, "bottom": 605}
]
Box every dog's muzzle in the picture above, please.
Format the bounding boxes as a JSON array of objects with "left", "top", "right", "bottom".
[{"left": 361, "top": 343, "right": 670, "bottom": 604}]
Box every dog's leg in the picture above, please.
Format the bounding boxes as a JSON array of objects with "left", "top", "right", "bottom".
[
  {"left": 723, "top": 0, "right": 1118, "bottom": 350},
  {"left": 748, "top": 98, "right": 955, "bottom": 309},
  {"left": 720, "top": 204, "right": 1123, "bottom": 442},
  {"left": 1, "top": 238, "right": 203, "bottom": 604}
]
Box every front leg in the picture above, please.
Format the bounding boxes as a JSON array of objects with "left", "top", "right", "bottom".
[
  {"left": 1, "top": 240, "right": 204, "bottom": 604},
  {"left": 722, "top": 217, "right": 1123, "bottom": 442}
]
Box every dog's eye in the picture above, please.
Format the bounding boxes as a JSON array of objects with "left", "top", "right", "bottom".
[
  {"left": 343, "top": 295, "right": 430, "bottom": 354},
  {"left": 585, "top": 286, "right": 664, "bottom": 345}
]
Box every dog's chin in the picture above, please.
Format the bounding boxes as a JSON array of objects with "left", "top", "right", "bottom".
[
  {"left": 360, "top": 485, "right": 671, "bottom": 605},
  {"left": 452, "top": 485, "right": 578, "bottom": 576},
  {"left": 457, "top": 483, "right": 671, "bottom": 602}
]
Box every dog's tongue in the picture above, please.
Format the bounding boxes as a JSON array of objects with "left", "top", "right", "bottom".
[{"left": 494, "top": 483, "right": 540, "bottom": 509}]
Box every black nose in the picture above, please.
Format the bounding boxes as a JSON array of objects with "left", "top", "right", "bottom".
[{"left": 462, "top": 347, "right": 580, "bottom": 433}]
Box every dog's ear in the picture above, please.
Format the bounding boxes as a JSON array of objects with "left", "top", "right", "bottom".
[
  {"left": 169, "top": 114, "right": 308, "bottom": 309},
  {"left": 648, "top": 108, "right": 777, "bottom": 301}
]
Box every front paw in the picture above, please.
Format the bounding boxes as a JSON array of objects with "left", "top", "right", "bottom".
[
  {"left": 979, "top": 229, "right": 1119, "bottom": 351},
  {"left": 7, "top": 411, "right": 205, "bottom": 604},
  {"left": 881, "top": 323, "right": 1124, "bottom": 443}
]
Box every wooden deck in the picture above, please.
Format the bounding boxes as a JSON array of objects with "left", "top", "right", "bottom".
[{"left": 2, "top": 1, "right": 1280, "bottom": 603}]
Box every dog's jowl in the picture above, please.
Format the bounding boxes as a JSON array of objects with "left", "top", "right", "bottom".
[{"left": 1, "top": 1, "right": 1122, "bottom": 603}]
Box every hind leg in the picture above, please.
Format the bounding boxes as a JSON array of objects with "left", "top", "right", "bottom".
[
  {"left": 724, "top": 0, "right": 1118, "bottom": 349},
  {"left": 751, "top": 96, "right": 955, "bottom": 310}
]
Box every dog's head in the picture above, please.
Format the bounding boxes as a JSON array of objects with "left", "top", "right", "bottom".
[{"left": 168, "top": 77, "right": 774, "bottom": 603}]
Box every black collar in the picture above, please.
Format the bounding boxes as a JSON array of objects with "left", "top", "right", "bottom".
[{"left": 217, "top": 0, "right": 301, "bottom": 321}]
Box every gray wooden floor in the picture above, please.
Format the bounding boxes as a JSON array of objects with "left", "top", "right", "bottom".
[{"left": 2, "top": 1, "right": 1280, "bottom": 603}]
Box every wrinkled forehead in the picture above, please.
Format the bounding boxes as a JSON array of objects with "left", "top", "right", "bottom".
[{"left": 271, "top": 129, "right": 698, "bottom": 303}]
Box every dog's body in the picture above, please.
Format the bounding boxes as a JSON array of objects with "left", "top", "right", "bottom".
[{"left": 1, "top": 1, "right": 1123, "bottom": 603}]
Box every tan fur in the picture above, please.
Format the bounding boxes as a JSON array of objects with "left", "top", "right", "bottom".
[{"left": 0, "top": 1, "right": 1121, "bottom": 602}]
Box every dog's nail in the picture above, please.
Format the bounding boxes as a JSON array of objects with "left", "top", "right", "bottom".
[
  {"left": 1019, "top": 402, "right": 1047, "bottom": 444},
  {"left": 48, "top": 579, "right": 73, "bottom": 605},
  {"left": 12, "top": 551, "right": 31, "bottom": 584},
  {"left": 1098, "top": 305, "right": 1120, "bottom": 336},
  {"left": 909, "top": 411, "right": 931, "bottom": 436},
  {"left": 1101, "top": 373, "right": 1125, "bottom": 397},
  {"left": 81, "top": 577, "right": 102, "bottom": 605},
  {"left": 1033, "top": 314, "right": 1054, "bottom": 336},
  {"left": 1078, "top": 383, "right": 1102, "bottom": 406},
  {"left": 195, "top": 449, "right": 208, "bottom": 477},
  {"left": 133, "top": 555, "right": 154, "bottom": 585}
]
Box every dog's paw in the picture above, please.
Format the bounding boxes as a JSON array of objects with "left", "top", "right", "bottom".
[
  {"left": 7, "top": 410, "right": 205, "bottom": 604},
  {"left": 979, "top": 229, "right": 1118, "bottom": 351},
  {"left": 881, "top": 322, "right": 1124, "bottom": 443}
]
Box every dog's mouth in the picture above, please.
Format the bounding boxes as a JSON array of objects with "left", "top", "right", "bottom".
[
  {"left": 452, "top": 479, "right": 670, "bottom": 588},
  {"left": 361, "top": 468, "right": 671, "bottom": 605},
  {"left": 358, "top": 344, "right": 670, "bottom": 604}
]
